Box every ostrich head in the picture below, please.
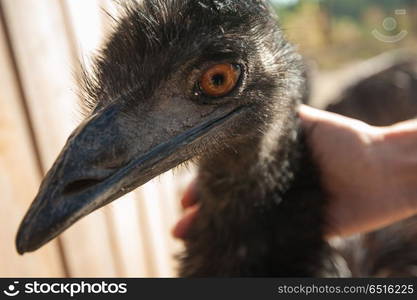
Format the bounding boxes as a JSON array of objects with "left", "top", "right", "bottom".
[{"left": 16, "top": 0, "right": 306, "bottom": 254}]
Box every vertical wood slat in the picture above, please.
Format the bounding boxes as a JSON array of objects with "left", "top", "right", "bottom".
[
  {"left": 0, "top": 10, "right": 64, "bottom": 277},
  {"left": 1, "top": 0, "right": 119, "bottom": 277}
]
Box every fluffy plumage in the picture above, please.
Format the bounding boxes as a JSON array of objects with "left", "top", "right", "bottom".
[
  {"left": 80, "top": 0, "right": 330, "bottom": 276},
  {"left": 80, "top": 0, "right": 301, "bottom": 113},
  {"left": 79, "top": 0, "right": 331, "bottom": 276}
]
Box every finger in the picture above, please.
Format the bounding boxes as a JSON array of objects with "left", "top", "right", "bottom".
[
  {"left": 172, "top": 204, "right": 200, "bottom": 240},
  {"left": 297, "top": 104, "right": 338, "bottom": 131},
  {"left": 298, "top": 104, "right": 375, "bottom": 131},
  {"left": 383, "top": 118, "right": 417, "bottom": 138},
  {"left": 298, "top": 104, "right": 379, "bottom": 148},
  {"left": 181, "top": 178, "right": 198, "bottom": 209}
]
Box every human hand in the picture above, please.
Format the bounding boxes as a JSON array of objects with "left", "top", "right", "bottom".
[
  {"left": 172, "top": 179, "right": 199, "bottom": 240},
  {"left": 172, "top": 105, "right": 417, "bottom": 240}
]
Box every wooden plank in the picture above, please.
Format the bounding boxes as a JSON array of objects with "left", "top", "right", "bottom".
[
  {"left": 0, "top": 12, "right": 64, "bottom": 277},
  {"left": 62, "top": 0, "right": 105, "bottom": 72},
  {"left": 1, "top": 0, "right": 119, "bottom": 277}
]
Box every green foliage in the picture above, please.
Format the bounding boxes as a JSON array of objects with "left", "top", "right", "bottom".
[
  {"left": 319, "top": 0, "right": 414, "bottom": 19},
  {"left": 272, "top": 0, "right": 417, "bottom": 69},
  {"left": 275, "top": 0, "right": 415, "bottom": 22}
]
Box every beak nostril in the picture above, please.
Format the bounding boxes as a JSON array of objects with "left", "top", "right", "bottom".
[{"left": 62, "top": 179, "right": 103, "bottom": 196}]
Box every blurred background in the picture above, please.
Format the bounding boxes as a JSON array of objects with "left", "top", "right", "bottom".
[{"left": 0, "top": 0, "right": 416, "bottom": 277}]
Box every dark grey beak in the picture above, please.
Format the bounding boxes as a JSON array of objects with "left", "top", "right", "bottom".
[{"left": 16, "top": 99, "right": 243, "bottom": 254}]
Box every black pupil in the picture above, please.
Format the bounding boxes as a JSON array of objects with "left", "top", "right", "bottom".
[{"left": 211, "top": 73, "right": 225, "bottom": 86}]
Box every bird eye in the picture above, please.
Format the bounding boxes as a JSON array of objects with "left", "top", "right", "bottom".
[{"left": 199, "top": 63, "right": 241, "bottom": 97}]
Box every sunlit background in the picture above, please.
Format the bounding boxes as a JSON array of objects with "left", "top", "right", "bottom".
[
  {"left": 274, "top": 0, "right": 417, "bottom": 68},
  {"left": 0, "top": 0, "right": 416, "bottom": 277}
]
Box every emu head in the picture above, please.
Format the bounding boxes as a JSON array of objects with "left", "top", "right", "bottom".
[{"left": 16, "top": 0, "right": 305, "bottom": 254}]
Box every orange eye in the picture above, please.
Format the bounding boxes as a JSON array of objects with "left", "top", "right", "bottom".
[{"left": 199, "top": 63, "right": 241, "bottom": 97}]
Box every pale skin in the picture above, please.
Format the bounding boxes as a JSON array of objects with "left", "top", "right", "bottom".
[{"left": 172, "top": 104, "right": 417, "bottom": 240}]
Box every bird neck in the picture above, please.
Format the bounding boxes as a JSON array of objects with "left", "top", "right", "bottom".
[
  {"left": 198, "top": 112, "right": 301, "bottom": 200},
  {"left": 182, "top": 113, "right": 329, "bottom": 276}
]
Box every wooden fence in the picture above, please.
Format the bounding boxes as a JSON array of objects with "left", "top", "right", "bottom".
[{"left": 0, "top": 0, "right": 193, "bottom": 277}]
